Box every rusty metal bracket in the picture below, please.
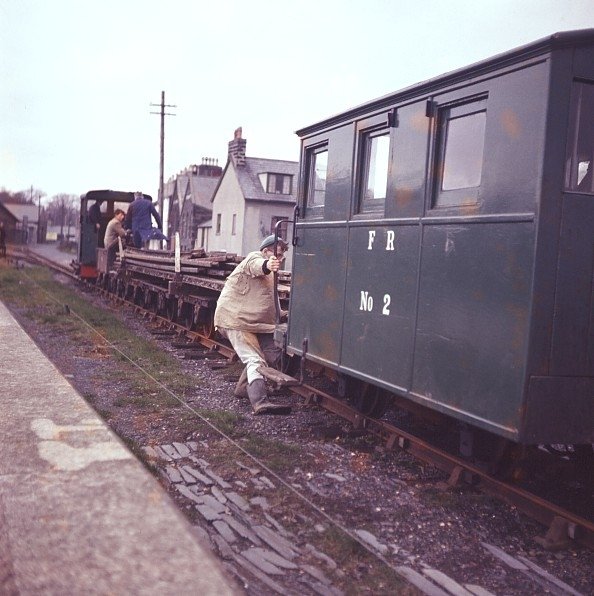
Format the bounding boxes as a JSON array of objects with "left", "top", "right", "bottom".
[
  {"left": 447, "top": 466, "right": 465, "bottom": 487},
  {"left": 299, "top": 338, "right": 308, "bottom": 384}
]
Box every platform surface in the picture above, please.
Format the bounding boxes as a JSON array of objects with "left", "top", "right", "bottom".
[{"left": 0, "top": 299, "right": 236, "bottom": 595}]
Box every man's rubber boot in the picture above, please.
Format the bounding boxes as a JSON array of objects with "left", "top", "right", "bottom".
[
  {"left": 247, "top": 379, "right": 291, "bottom": 415},
  {"left": 234, "top": 366, "right": 249, "bottom": 399}
]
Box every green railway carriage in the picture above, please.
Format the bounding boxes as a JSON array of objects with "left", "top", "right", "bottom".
[{"left": 286, "top": 30, "right": 594, "bottom": 444}]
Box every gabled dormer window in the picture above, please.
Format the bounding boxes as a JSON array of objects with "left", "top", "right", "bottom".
[{"left": 259, "top": 173, "right": 293, "bottom": 195}]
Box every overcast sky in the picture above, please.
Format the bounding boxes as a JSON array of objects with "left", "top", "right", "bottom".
[{"left": 2, "top": 0, "right": 594, "bottom": 202}]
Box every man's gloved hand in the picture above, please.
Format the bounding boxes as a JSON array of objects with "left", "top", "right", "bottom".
[{"left": 267, "top": 255, "right": 282, "bottom": 272}]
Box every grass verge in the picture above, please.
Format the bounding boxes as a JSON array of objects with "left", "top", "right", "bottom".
[{"left": 0, "top": 264, "right": 197, "bottom": 409}]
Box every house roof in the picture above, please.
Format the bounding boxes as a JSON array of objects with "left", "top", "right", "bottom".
[
  {"left": 166, "top": 169, "right": 220, "bottom": 219},
  {"left": 192, "top": 204, "right": 212, "bottom": 226},
  {"left": 0, "top": 202, "right": 19, "bottom": 223},
  {"left": 213, "top": 157, "right": 298, "bottom": 204},
  {"left": 189, "top": 175, "right": 219, "bottom": 209},
  {"left": 1, "top": 203, "right": 39, "bottom": 223}
]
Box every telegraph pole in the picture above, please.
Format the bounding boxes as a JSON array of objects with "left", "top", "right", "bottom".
[
  {"left": 150, "top": 91, "right": 176, "bottom": 218},
  {"left": 30, "top": 185, "right": 41, "bottom": 243}
]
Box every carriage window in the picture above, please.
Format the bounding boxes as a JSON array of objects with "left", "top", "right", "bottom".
[
  {"left": 305, "top": 145, "right": 328, "bottom": 213},
  {"left": 359, "top": 129, "right": 390, "bottom": 213},
  {"left": 565, "top": 81, "right": 594, "bottom": 194},
  {"left": 433, "top": 98, "right": 487, "bottom": 208}
]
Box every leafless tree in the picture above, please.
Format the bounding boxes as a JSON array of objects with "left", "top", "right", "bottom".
[{"left": 47, "top": 194, "right": 79, "bottom": 239}]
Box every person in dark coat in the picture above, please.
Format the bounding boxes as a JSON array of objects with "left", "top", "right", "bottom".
[
  {"left": 0, "top": 222, "right": 6, "bottom": 258},
  {"left": 88, "top": 200, "right": 103, "bottom": 231},
  {"left": 124, "top": 192, "right": 168, "bottom": 248}
]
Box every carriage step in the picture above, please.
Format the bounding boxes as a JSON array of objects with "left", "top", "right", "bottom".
[{"left": 257, "top": 366, "right": 300, "bottom": 388}]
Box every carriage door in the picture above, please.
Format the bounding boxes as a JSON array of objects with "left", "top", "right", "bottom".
[
  {"left": 340, "top": 105, "right": 428, "bottom": 393},
  {"left": 552, "top": 79, "right": 594, "bottom": 376}
]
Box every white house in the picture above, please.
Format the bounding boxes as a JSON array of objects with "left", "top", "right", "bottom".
[{"left": 207, "top": 128, "right": 298, "bottom": 269}]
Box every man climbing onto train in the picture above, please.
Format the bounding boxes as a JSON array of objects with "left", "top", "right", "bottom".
[
  {"left": 214, "top": 234, "right": 291, "bottom": 415},
  {"left": 103, "top": 208, "right": 127, "bottom": 268},
  {"left": 124, "top": 192, "right": 168, "bottom": 248}
]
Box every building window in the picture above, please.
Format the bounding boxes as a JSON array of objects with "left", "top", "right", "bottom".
[
  {"left": 358, "top": 128, "right": 390, "bottom": 213},
  {"left": 433, "top": 97, "right": 487, "bottom": 208},
  {"left": 232, "top": 213, "right": 237, "bottom": 235},
  {"left": 565, "top": 80, "right": 594, "bottom": 194},
  {"left": 305, "top": 145, "right": 328, "bottom": 213},
  {"left": 259, "top": 173, "right": 293, "bottom": 194},
  {"left": 270, "top": 216, "right": 289, "bottom": 239},
  {"left": 216, "top": 213, "right": 222, "bottom": 235}
]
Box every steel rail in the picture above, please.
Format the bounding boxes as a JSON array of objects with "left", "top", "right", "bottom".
[
  {"left": 290, "top": 383, "right": 594, "bottom": 550},
  {"left": 9, "top": 247, "right": 79, "bottom": 280},
  {"left": 96, "top": 288, "right": 238, "bottom": 361}
]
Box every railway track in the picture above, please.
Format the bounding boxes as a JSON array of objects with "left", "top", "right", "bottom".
[
  {"left": 14, "top": 245, "right": 594, "bottom": 552},
  {"left": 8, "top": 246, "right": 78, "bottom": 279}
]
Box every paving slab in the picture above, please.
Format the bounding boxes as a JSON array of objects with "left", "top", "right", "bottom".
[
  {"left": 225, "top": 491, "right": 250, "bottom": 511},
  {"left": 253, "top": 525, "right": 299, "bottom": 560},
  {"left": 178, "top": 466, "right": 197, "bottom": 484},
  {"left": 175, "top": 484, "right": 204, "bottom": 504},
  {"left": 241, "top": 548, "right": 284, "bottom": 575},
  {"left": 197, "top": 504, "right": 223, "bottom": 522},
  {"left": 160, "top": 444, "right": 182, "bottom": 460},
  {"left": 233, "top": 554, "right": 287, "bottom": 593},
  {"left": 213, "top": 520, "right": 238, "bottom": 543},
  {"left": 172, "top": 441, "right": 191, "bottom": 457},
  {"left": 181, "top": 464, "right": 213, "bottom": 485},
  {"left": 255, "top": 548, "right": 299, "bottom": 570},
  {"left": 220, "top": 514, "right": 262, "bottom": 545},
  {"left": 165, "top": 465, "right": 184, "bottom": 483}
]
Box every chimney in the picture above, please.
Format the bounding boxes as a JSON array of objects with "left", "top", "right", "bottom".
[
  {"left": 198, "top": 157, "right": 223, "bottom": 178},
  {"left": 228, "top": 127, "right": 246, "bottom": 167}
]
